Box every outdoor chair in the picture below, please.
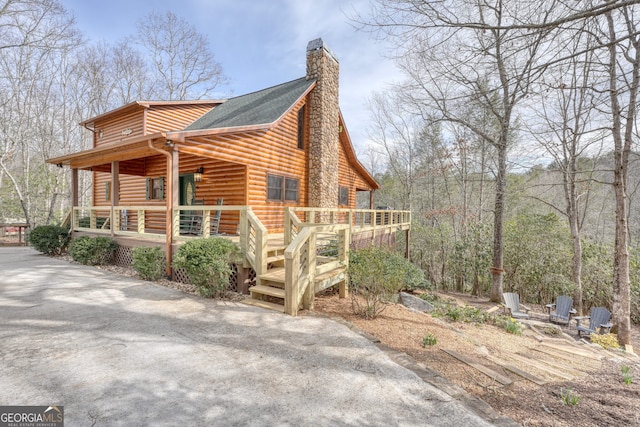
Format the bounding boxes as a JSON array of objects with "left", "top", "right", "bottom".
[
  {"left": 502, "top": 292, "right": 531, "bottom": 319},
  {"left": 187, "top": 199, "right": 205, "bottom": 235},
  {"left": 574, "top": 307, "right": 613, "bottom": 338},
  {"left": 210, "top": 198, "right": 223, "bottom": 235},
  {"left": 545, "top": 295, "right": 577, "bottom": 325}
]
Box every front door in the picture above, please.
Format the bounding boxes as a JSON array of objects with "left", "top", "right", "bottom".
[
  {"left": 179, "top": 174, "right": 197, "bottom": 235},
  {"left": 179, "top": 174, "right": 196, "bottom": 206}
]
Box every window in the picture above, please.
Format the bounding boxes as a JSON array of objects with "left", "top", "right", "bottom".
[
  {"left": 297, "top": 105, "right": 305, "bottom": 149},
  {"left": 146, "top": 177, "right": 164, "bottom": 200},
  {"left": 267, "top": 174, "right": 282, "bottom": 201},
  {"left": 339, "top": 186, "right": 349, "bottom": 206},
  {"left": 285, "top": 178, "right": 299, "bottom": 202},
  {"left": 105, "top": 181, "right": 111, "bottom": 201},
  {"left": 267, "top": 174, "right": 299, "bottom": 202}
]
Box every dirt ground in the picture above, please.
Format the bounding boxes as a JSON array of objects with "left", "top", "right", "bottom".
[{"left": 311, "top": 290, "right": 640, "bottom": 427}]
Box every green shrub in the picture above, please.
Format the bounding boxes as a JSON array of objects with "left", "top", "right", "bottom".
[
  {"left": 621, "top": 366, "right": 633, "bottom": 385},
  {"left": 347, "top": 247, "right": 425, "bottom": 319},
  {"left": 29, "top": 225, "right": 70, "bottom": 255},
  {"left": 69, "top": 236, "right": 117, "bottom": 265},
  {"left": 589, "top": 333, "right": 620, "bottom": 350},
  {"left": 172, "top": 237, "right": 241, "bottom": 298},
  {"left": 422, "top": 333, "right": 437, "bottom": 347},
  {"left": 560, "top": 388, "right": 580, "bottom": 406},
  {"left": 501, "top": 317, "right": 523, "bottom": 335},
  {"left": 132, "top": 247, "right": 166, "bottom": 281}
]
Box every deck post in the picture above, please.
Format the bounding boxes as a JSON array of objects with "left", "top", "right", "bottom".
[
  {"left": 284, "top": 207, "right": 291, "bottom": 245},
  {"left": 302, "top": 231, "right": 317, "bottom": 310},
  {"left": 284, "top": 249, "right": 300, "bottom": 316},
  {"left": 239, "top": 209, "right": 249, "bottom": 267},
  {"left": 339, "top": 227, "right": 349, "bottom": 298},
  {"left": 405, "top": 228, "right": 411, "bottom": 259}
]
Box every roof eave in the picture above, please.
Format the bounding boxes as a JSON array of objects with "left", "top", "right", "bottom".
[
  {"left": 167, "top": 123, "right": 272, "bottom": 142},
  {"left": 79, "top": 100, "right": 225, "bottom": 126},
  {"left": 46, "top": 131, "right": 167, "bottom": 167}
]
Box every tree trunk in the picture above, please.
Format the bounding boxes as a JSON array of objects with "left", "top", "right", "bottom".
[
  {"left": 570, "top": 221, "right": 583, "bottom": 315},
  {"left": 490, "top": 142, "right": 506, "bottom": 302},
  {"left": 613, "top": 169, "right": 632, "bottom": 345},
  {"left": 605, "top": 10, "right": 637, "bottom": 347}
]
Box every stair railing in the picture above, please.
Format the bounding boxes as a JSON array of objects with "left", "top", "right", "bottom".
[
  {"left": 284, "top": 222, "right": 350, "bottom": 316},
  {"left": 243, "top": 209, "right": 268, "bottom": 279},
  {"left": 284, "top": 207, "right": 304, "bottom": 246}
]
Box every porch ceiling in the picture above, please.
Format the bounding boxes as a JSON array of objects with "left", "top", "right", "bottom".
[{"left": 47, "top": 133, "right": 168, "bottom": 170}]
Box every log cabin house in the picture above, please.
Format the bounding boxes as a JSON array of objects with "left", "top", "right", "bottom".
[{"left": 47, "top": 39, "right": 411, "bottom": 315}]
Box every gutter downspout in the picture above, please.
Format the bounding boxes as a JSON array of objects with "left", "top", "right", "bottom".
[{"left": 147, "top": 137, "right": 174, "bottom": 277}]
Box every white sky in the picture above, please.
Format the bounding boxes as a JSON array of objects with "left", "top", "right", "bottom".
[{"left": 58, "top": 0, "right": 402, "bottom": 153}]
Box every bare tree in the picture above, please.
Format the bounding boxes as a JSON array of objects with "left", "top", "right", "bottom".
[
  {"left": 111, "top": 41, "right": 154, "bottom": 104},
  {"left": 366, "top": 0, "right": 564, "bottom": 302},
  {"left": 602, "top": 5, "right": 640, "bottom": 346},
  {"left": 367, "top": 92, "right": 423, "bottom": 210},
  {"left": 0, "top": 0, "right": 80, "bottom": 226},
  {"left": 134, "top": 11, "right": 226, "bottom": 100},
  {"left": 526, "top": 27, "right": 607, "bottom": 315}
]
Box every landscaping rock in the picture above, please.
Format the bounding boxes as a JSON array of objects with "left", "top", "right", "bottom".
[{"left": 400, "top": 292, "right": 435, "bottom": 313}]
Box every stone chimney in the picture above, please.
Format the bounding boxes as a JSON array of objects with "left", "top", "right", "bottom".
[{"left": 306, "top": 38, "right": 339, "bottom": 210}]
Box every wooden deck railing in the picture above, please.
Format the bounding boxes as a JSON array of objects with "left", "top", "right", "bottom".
[
  {"left": 284, "top": 217, "right": 350, "bottom": 316},
  {"left": 284, "top": 207, "right": 411, "bottom": 246}
]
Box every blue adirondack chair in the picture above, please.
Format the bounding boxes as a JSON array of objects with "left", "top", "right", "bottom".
[
  {"left": 545, "top": 295, "right": 577, "bottom": 325},
  {"left": 574, "top": 307, "right": 613, "bottom": 337},
  {"left": 502, "top": 292, "right": 530, "bottom": 319}
]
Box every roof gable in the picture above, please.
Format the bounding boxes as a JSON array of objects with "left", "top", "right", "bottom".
[{"left": 184, "top": 78, "right": 315, "bottom": 131}]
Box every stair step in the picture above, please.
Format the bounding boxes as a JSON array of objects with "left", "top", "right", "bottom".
[
  {"left": 259, "top": 267, "right": 285, "bottom": 283},
  {"left": 267, "top": 254, "right": 285, "bottom": 264},
  {"left": 242, "top": 298, "right": 284, "bottom": 312},
  {"left": 315, "top": 267, "right": 345, "bottom": 282},
  {"left": 250, "top": 284, "right": 285, "bottom": 299}
]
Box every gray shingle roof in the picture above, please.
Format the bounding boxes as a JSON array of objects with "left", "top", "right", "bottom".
[{"left": 184, "top": 77, "right": 315, "bottom": 131}]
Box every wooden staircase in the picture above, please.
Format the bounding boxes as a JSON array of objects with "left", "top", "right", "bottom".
[{"left": 243, "top": 242, "right": 347, "bottom": 314}]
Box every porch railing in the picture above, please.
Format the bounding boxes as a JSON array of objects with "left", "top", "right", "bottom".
[
  {"left": 71, "top": 205, "right": 267, "bottom": 274},
  {"left": 284, "top": 214, "right": 350, "bottom": 316},
  {"left": 284, "top": 207, "right": 411, "bottom": 246}
]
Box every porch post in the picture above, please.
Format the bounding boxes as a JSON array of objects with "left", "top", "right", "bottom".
[
  {"left": 164, "top": 148, "right": 179, "bottom": 276},
  {"left": 111, "top": 161, "right": 120, "bottom": 237},
  {"left": 405, "top": 228, "right": 410, "bottom": 260},
  {"left": 71, "top": 168, "right": 79, "bottom": 207},
  {"left": 369, "top": 190, "right": 375, "bottom": 209},
  {"left": 71, "top": 168, "right": 78, "bottom": 228}
]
